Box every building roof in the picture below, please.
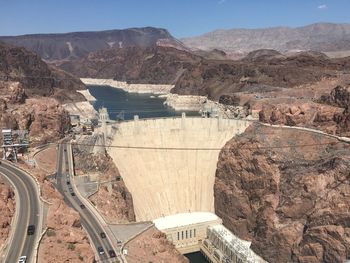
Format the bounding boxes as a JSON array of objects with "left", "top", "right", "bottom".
[
  {"left": 153, "top": 212, "right": 220, "bottom": 230},
  {"left": 2, "top": 129, "right": 12, "bottom": 133}
]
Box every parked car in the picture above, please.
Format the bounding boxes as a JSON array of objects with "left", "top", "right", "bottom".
[
  {"left": 100, "top": 232, "right": 106, "bottom": 238},
  {"left": 80, "top": 204, "right": 85, "bottom": 209},
  {"left": 18, "top": 256, "right": 27, "bottom": 263}
]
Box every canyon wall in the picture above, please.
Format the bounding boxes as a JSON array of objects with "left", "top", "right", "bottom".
[{"left": 215, "top": 123, "right": 350, "bottom": 263}]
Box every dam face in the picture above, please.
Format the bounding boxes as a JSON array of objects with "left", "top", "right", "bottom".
[{"left": 108, "top": 117, "right": 250, "bottom": 221}]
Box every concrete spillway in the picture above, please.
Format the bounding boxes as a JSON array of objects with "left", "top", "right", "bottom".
[{"left": 108, "top": 117, "right": 250, "bottom": 221}]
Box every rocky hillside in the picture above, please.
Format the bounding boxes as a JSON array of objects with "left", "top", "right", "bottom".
[
  {"left": 215, "top": 124, "right": 350, "bottom": 263},
  {"left": 182, "top": 23, "right": 350, "bottom": 58},
  {"left": 0, "top": 27, "right": 186, "bottom": 62},
  {"left": 60, "top": 46, "right": 200, "bottom": 84},
  {"left": 0, "top": 43, "right": 86, "bottom": 144},
  {"left": 0, "top": 178, "right": 15, "bottom": 252},
  {"left": 61, "top": 46, "right": 350, "bottom": 101},
  {"left": 125, "top": 226, "right": 189, "bottom": 263},
  {"left": 0, "top": 42, "right": 85, "bottom": 101},
  {"left": 172, "top": 50, "right": 350, "bottom": 99}
]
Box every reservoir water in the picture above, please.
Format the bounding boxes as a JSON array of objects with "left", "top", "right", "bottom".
[
  {"left": 88, "top": 85, "right": 199, "bottom": 120},
  {"left": 88, "top": 85, "right": 208, "bottom": 262},
  {"left": 185, "top": 252, "right": 209, "bottom": 263}
]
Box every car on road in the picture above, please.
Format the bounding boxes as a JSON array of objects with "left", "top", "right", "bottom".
[
  {"left": 97, "top": 246, "right": 105, "bottom": 255},
  {"left": 66, "top": 174, "right": 70, "bottom": 178},
  {"left": 64, "top": 149, "right": 67, "bottom": 152},
  {"left": 80, "top": 204, "right": 85, "bottom": 209},
  {"left": 100, "top": 232, "right": 106, "bottom": 238},
  {"left": 108, "top": 250, "right": 116, "bottom": 258},
  {"left": 18, "top": 256, "right": 27, "bottom": 263},
  {"left": 71, "top": 192, "right": 75, "bottom": 196},
  {"left": 66, "top": 181, "right": 70, "bottom": 185},
  {"left": 27, "top": 225, "right": 35, "bottom": 235},
  {"left": 117, "top": 240, "right": 122, "bottom": 245}
]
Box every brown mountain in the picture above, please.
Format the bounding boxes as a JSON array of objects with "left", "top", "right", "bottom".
[
  {"left": 59, "top": 46, "right": 201, "bottom": 84},
  {"left": 182, "top": 23, "right": 350, "bottom": 58},
  {"left": 0, "top": 42, "right": 85, "bottom": 101},
  {"left": 0, "top": 42, "right": 85, "bottom": 143},
  {"left": 0, "top": 27, "right": 186, "bottom": 62},
  {"left": 61, "top": 46, "right": 350, "bottom": 101}
]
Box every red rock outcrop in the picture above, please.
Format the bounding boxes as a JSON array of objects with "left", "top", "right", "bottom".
[
  {"left": 0, "top": 96, "right": 71, "bottom": 144},
  {"left": 0, "top": 42, "right": 86, "bottom": 145},
  {"left": 0, "top": 178, "right": 15, "bottom": 252},
  {"left": 214, "top": 124, "right": 350, "bottom": 263},
  {"left": 257, "top": 85, "right": 350, "bottom": 136},
  {"left": 124, "top": 226, "right": 189, "bottom": 263}
]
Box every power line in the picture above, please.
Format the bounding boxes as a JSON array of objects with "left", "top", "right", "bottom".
[{"left": 59, "top": 140, "right": 344, "bottom": 151}]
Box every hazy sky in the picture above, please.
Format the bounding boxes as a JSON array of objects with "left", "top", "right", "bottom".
[{"left": 1, "top": 0, "right": 350, "bottom": 37}]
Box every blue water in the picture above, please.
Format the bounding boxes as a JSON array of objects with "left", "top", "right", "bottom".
[
  {"left": 88, "top": 85, "right": 199, "bottom": 120},
  {"left": 185, "top": 252, "right": 209, "bottom": 263}
]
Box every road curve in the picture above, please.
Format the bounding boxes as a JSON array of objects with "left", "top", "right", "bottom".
[
  {"left": 0, "top": 161, "right": 41, "bottom": 263},
  {"left": 56, "top": 142, "right": 117, "bottom": 263}
]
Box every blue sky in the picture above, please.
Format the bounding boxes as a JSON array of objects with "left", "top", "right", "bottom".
[{"left": 1, "top": 0, "right": 350, "bottom": 38}]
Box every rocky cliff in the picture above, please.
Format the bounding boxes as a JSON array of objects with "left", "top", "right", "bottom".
[
  {"left": 60, "top": 46, "right": 200, "bottom": 84},
  {"left": 60, "top": 46, "right": 350, "bottom": 102},
  {"left": 172, "top": 50, "right": 350, "bottom": 100},
  {"left": 0, "top": 178, "right": 15, "bottom": 252},
  {"left": 0, "top": 27, "right": 186, "bottom": 62},
  {"left": 0, "top": 43, "right": 86, "bottom": 144},
  {"left": 215, "top": 124, "right": 350, "bottom": 263},
  {"left": 0, "top": 42, "right": 85, "bottom": 101},
  {"left": 258, "top": 85, "right": 350, "bottom": 136}
]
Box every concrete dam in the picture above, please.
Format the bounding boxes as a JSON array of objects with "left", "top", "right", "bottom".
[{"left": 108, "top": 116, "right": 250, "bottom": 222}]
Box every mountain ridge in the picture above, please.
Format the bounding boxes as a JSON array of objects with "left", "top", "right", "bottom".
[
  {"left": 181, "top": 22, "right": 350, "bottom": 58},
  {"left": 0, "top": 27, "right": 186, "bottom": 61}
]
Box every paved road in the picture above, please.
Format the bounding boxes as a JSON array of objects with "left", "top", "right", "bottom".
[
  {"left": 56, "top": 142, "right": 117, "bottom": 263},
  {"left": 0, "top": 161, "right": 41, "bottom": 263}
]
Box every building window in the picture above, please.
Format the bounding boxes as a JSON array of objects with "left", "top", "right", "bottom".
[
  {"left": 186, "top": 230, "right": 188, "bottom": 239},
  {"left": 190, "top": 230, "right": 192, "bottom": 238},
  {"left": 182, "top": 231, "right": 184, "bottom": 240},
  {"left": 194, "top": 229, "right": 196, "bottom": 237},
  {"left": 177, "top": 232, "right": 180, "bottom": 240}
]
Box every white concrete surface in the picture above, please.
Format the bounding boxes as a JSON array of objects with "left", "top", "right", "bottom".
[
  {"left": 81, "top": 78, "right": 174, "bottom": 94},
  {"left": 108, "top": 117, "right": 250, "bottom": 221},
  {"left": 77, "top": 89, "right": 96, "bottom": 102},
  {"left": 153, "top": 212, "right": 219, "bottom": 230}
]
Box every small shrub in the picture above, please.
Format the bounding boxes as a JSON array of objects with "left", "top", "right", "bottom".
[
  {"left": 46, "top": 229, "right": 56, "bottom": 237},
  {"left": 68, "top": 243, "right": 76, "bottom": 250}
]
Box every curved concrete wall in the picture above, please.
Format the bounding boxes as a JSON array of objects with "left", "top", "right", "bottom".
[{"left": 108, "top": 117, "right": 250, "bottom": 221}]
